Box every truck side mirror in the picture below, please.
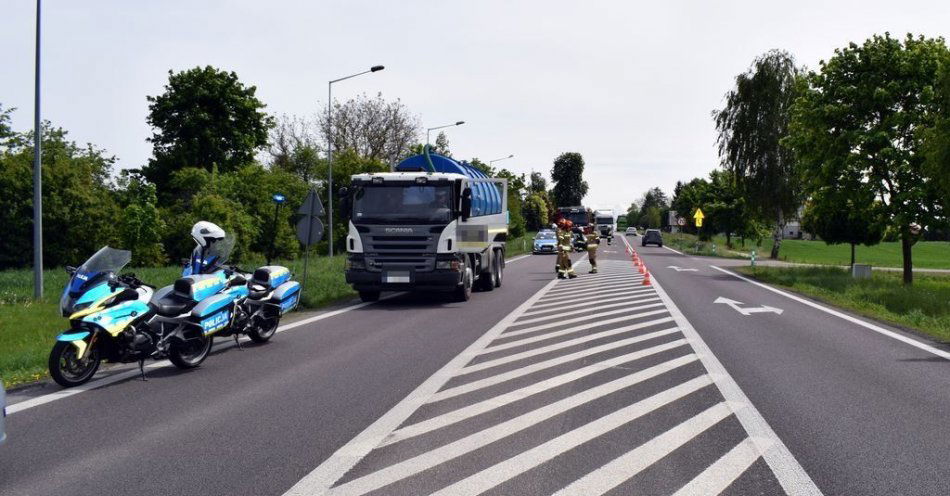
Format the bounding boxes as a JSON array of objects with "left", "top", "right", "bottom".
[
  {"left": 461, "top": 188, "right": 473, "bottom": 221},
  {"left": 337, "top": 187, "right": 349, "bottom": 198}
]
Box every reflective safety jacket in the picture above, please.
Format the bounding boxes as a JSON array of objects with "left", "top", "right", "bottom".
[
  {"left": 557, "top": 229, "right": 572, "bottom": 252},
  {"left": 585, "top": 231, "right": 599, "bottom": 250}
]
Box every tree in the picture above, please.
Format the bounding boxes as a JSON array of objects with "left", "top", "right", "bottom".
[
  {"left": 671, "top": 179, "right": 708, "bottom": 235},
  {"left": 922, "top": 47, "right": 950, "bottom": 213},
  {"left": 529, "top": 171, "right": 547, "bottom": 194},
  {"left": 142, "top": 66, "right": 273, "bottom": 199},
  {"left": 114, "top": 172, "right": 166, "bottom": 266},
  {"left": 788, "top": 33, "right": 949, "bottom": 284},
  {"left": 319, "top": 92, "right": 421, "bottom": 164},
  {"left": 433, "top": 131, "right": 452, "bottom": 157},
  {"left": 801, "top": 187, "right": 884, "bottom": 266},
  {"left": 0, "top": 119, "right": 119, "bottom": 269},
  {"left": 625, "top": 202, "right": 640, "bottom": 228},
  {"left": 268, "top": 114, "right": 323, "bottom": 183},
  {"left": 550, "top": 152, "right": 588, "bottom": 207},
  {"left": 523, "top": 193, "right": 549, "bottom": 232},
  {"left": 497, "top": 169, "right": 527, "bottom": 238},
  {"left": 714, "top": 50, "right": 803, "bottom": 259}
]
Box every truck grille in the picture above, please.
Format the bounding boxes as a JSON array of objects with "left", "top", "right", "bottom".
[{"left": 359, "top": 227, "right": 442, "bottom": 272}]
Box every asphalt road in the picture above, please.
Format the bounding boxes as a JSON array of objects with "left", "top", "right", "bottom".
[{"left": 2, "top": 240, "right": 948, "bottom": 495}]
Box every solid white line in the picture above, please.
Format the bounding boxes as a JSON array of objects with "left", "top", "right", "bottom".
[
  {"left": 487, "top": 311, "right": 671, "bottom": 353},
  {"left": 381, "top": 354, "right": 699, "bottom": 448},
  {"left": 281, "top": 279, "right": 560, "bottom": 496},
  {"left": 554, "top": 402, "right": 733, "bottom": 496},
  {"left": 432, "top": 375, "right": 714, "bottom": 496},
  {"left": 615, "top": 235, "right": 822, "bottom": 496},
  {"left": 428, "top": 338, "right": 688, "bottom": 404},
  {"left": 461, "top": 324, "right": 677, "bottom": 375},
  {"left": 663, "top": 246, "right": 686, "bottom": 256},
  {"left": 327, "top": 359, "right": 705, "bottom": 496},
  {"left": 505, "top": 254, "right": 531, "bottom": 263},
  {"left": 8, "top": 293, "right": 403, "bottom": 415},
  {"left": 524, "top": 288, "right": 653, "bottom": 317},
  {"left": 512, "top": 297, "right": 660, "bottom": 325},
  {"left": 672, "top": 437, "right": 766, "bottom": 496},
  {"left": 710, "top": 265, "right": 950, "bottom": 361}
]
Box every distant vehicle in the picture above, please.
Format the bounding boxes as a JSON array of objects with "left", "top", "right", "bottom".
[
  {"left": 642, "top": 229, "right": 663, "bottom": 247},
  {"left": 555, "top": 206, "right": 590, "bottom": 230},
  {"left": 593, "top": 210, "right": 615, "bottom": 241},
  {"left": 533, "top": 231, "right": 557, "bottom": 254},
  {"left": 625, "top": 227, "right": 638, "bottom": 236},
  {"left": 1, "top": 381, "right": 6, "bottom": 445}
]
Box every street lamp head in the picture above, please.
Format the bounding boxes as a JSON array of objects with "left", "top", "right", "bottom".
[
  {"left": 455, "top": 121, "right": 465, "bottom": 126},
  {"left": 507, "top": 154, "right": 514, "bottom": 158},
  {"left": 371, "top": 65, "right": 385, "bottom": 72}
]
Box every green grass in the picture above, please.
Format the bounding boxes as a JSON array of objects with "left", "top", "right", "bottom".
[
  {"left": 665, "top": 232, "right": 950, "bottom": 269},
  {"left": 0, "top": 240, "right": 536, "bottom": 388},
  {"left": 506, "top": 231, "right": 538, "bottom": 257},
  {"left": 735, "top": 266, "right": 950, "bottom": 343}
]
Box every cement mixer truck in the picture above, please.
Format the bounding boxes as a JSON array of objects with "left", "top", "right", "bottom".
[{"left": 341, "top": 150, "right": 508, "bottom": 303}]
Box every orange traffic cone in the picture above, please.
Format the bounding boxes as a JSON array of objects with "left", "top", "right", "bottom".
[
  {"left": 642, "top": 271, "right": 652, "bottom": 285},
  {"left": 638, "top": 263, "right": 646, "bottom": 274}
]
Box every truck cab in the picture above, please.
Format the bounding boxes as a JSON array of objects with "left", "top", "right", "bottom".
[
  {"left": 594, "top": 210, "right": 615, "bottom": 241},
  {"left": 344, "top": 152, "right": 508, "bottom": 303}
]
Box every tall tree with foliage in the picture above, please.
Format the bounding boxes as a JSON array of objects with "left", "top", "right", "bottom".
[
  {"left": 788, "top": 34, "right": 948, "bottom": 284},
  {"left": 432, "top": 131, "right": 452, "bottom": 157},
  {"left": 114, "top": 172, "right": 166, "bottom": 266},
  {"left": 142, "top": 66, "right": 273, "bottom": 199},
  {"left": 922, "top": 47, "right": 950, "bottom": 212},
  {"left": 714, "top": 50, "right": 802, "bottom": 259},
  {"left": 550, "top": 152, "right": 588, "bottom": 207},
  {"left": 523, "top": 193, "right": 549, "bottom": 232},
  {"left": 801, "top": 187, "right": 884, "bottom": 266},
  {"left": 319, "top": 92, "right": 421, "bottom": 163}
]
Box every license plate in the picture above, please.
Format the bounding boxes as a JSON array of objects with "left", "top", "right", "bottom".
[{"left": 385, "top": 271, "right": 410, "bottom": 283}]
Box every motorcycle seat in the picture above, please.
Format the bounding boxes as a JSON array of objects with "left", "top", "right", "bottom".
[{"left": 150, "top": 292, "right": 197, "bottom": 316}]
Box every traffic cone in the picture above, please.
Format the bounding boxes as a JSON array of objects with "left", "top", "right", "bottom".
[
  {"left": 638, "top": 263, "right": 646, "bottom": 274},
  {"left": 642, "top": 271, "right": 652, "bottom": 285}
]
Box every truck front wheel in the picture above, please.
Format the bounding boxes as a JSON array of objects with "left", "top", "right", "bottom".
[
  {"left": 453, "top": 267, "right": 473, "bottom": 302},
  {"left": 493, "top": 251, "right": 503, "bottom": 288},
  {"left": 359, "top": 290, "right": 380, "bottom": 302}
]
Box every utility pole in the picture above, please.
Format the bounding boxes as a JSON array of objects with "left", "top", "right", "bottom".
[{"left": 33, "top": 0, "right": 43, "bottom": 299}]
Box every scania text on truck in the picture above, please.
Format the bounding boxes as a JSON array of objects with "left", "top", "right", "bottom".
[{"left": 342, "top": 151, "right": 508, "bottom": 303}]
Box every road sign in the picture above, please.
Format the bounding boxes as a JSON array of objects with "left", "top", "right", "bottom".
[
  {"left": 298, "top": 189, "right": 325, "bottom": 217},
  {"left": 693, "top": 208, "right": 705, "bottom": 227},
  {"left": 677, "top": 217, "right": 686, "bottom": 226},
  {"left": 296, "top": 216, "right": 325, "bottom": 246}
]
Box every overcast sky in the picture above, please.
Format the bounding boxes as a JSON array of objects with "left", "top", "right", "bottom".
[{"left": 3, "top": 0, "right": 948, "bottom": 213}]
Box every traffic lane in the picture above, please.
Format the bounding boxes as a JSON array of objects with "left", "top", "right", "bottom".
[
  {"left": 633, "top": 244, "right": 950, "bottom": 496},
  {"left": 0, "top": 252, "right": 565, "bottom": 496}
]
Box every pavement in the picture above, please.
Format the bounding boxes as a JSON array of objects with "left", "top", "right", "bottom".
[{"left": 1, "top": 241, "right": 948, "bottom": 495}]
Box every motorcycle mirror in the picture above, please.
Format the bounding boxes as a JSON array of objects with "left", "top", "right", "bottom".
[{"left": 65, "top": 265, "right": 77, "bottom": 274}]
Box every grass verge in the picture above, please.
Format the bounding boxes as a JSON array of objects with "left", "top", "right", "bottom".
[
  {"left": 734, "top": 266, "right": 950, "bottom": 343},
  {"left": 665, "top": 232, "right": 950, "bottom": 269}
]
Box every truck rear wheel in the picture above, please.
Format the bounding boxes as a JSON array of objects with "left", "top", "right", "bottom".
[
  {"left": 359, "top": 290, "right": 380, "bottom": 302},
  {"left": 477, "top": 256, "right": 496, "bottom": 292}
]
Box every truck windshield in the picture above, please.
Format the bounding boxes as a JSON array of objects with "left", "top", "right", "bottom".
[
  {"left": 596, "top": 217, "right": 612, "bottom": 224},
  {"left": 353, "top": 184, "right": 455, "bottom": 225},
  {"left": 564, "top": 212, "right": 589, "bottom": 226}
]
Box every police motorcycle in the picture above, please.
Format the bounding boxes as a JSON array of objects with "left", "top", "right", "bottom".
[
  {"left": 49, "top": 246, "right": 225, "bottom": 387},
  {"left": 181, "top": 222, "right": 302, "bottom": 346}
]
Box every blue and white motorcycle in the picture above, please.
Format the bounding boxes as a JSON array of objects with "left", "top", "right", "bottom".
[
  {"left": 50, "top": 246, "right": 242, "bottom": 387},
  {"left": 181, "top": 222, "right": 301, "bottom": 345}
]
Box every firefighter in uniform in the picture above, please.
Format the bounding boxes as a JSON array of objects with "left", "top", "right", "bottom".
[
  {"left": 585, "top": 226, "right": 600, "bottom": 273},
  {"left": 556, "top": 220, "right": 577, "bottom": 279}
]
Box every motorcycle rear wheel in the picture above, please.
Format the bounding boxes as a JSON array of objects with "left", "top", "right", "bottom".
[
  {"left": 49, "top": 341, "right": 101, "bottom": 388},
  {"left": 169, "top": 336, "right": 213, "bottom": 369},
  {"left": 248, "top": 317, "right": 279, "bottom": 343}
]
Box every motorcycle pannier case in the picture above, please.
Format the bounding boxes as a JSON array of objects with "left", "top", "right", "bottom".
[
  {"left": 188, "top": 293, "right": 234, "bottom": 338},
  {"left": 251, "top": 266, "right": 291, "bottom": 290},
  {"left": 271, "top": 281, "right": 301, "bottom": 315}
]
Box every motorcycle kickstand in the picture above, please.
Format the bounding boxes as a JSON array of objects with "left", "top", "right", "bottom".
[
  {"left": 138, "top": 359, "right": 148, "bottom": 381},
  {"left": 233, "top": 333, "right": 243, "bottom": 350}
]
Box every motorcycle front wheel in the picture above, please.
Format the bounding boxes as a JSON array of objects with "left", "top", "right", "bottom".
[
  {"left": 49, "top": 341, "right": 101, "bottom": 387},
  {"left": 169, "top": 336, "right": 213, "bottom": 369},
  {"left": 247, "top": 317, "right": 279, "bottom": 343}
]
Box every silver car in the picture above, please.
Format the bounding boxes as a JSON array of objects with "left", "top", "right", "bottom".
[{"left": 1, "top": 382, "right": 6, "bottom": 445}]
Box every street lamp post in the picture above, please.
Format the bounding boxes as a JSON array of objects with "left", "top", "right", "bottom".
[
  {"left": 426, "top": 121, "right": 465, "bottom": 146},
  {"left": 327, "top": 65, "right": 384, "bottom": 257},
  {"left": 33, "top": 0, "right": 43, "bottom": 299},
  {"left": 489, "top": 154, "right": 514, "bottom": 166}
]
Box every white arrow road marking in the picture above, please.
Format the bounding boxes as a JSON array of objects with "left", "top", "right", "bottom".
[
  {"left": 667, "top": 265, "right": 698, "bottom": 272},
  {"left": 714, "top": 297, "right": 784, "bottom": 316}
]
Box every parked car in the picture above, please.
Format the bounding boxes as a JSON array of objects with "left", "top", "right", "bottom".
[
  {"left": 1, "top": 382, "right": 6, "bottom": 445},
  {"left": 532, "top": 230, "right": 557, "bottom": 254},
  {"left": 625, "top": 227, "right": 638, "bottom": 236},
  {"left": 642, "top": 229, "right": 663, "bottom": 247}
]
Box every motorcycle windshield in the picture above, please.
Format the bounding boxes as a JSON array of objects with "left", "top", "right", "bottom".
[
  {"left": 61, "top": 246, "right": 131, "bottom": 315},
  {"left": 185, "top": 235, "right": 236, "bottom": 275}
]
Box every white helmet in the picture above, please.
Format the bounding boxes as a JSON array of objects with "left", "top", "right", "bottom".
[{"left": 191, "top": 221, "right": 226, "bottom": 248}]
